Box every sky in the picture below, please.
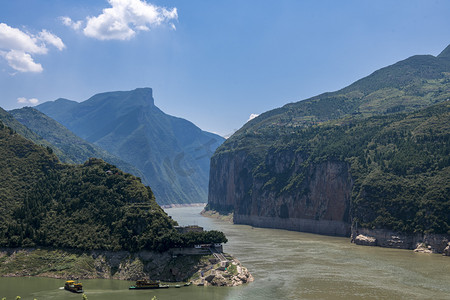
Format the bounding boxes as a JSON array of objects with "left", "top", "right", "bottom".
[{"left": 1, "top": 0, "right": 450, "bottom": 137}]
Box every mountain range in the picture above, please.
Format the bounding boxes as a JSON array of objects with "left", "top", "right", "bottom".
[{"left": 33, "top": 88, "right": 224, "bottom": 205}]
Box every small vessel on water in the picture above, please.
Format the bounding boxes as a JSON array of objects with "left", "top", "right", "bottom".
[
  {"left": 64, "top": 280, "right": 84, "bottom": 293},
  {"left": 129, "top": 279, "right": 169, "bottom": 290}
]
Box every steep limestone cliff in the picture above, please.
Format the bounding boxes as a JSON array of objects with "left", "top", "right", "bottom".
[{"left": 208, "top": 150, "right": 352, "bottom": 236}]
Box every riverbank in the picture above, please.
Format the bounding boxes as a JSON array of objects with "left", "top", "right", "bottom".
[
  {"left": 0, "top": 248, "right": 253, "bottom": 286},
  {"left": 351, "top": 228, "right": 450, "bottom": 255},
  {"left": 202, "top": 208, "right": 450, "bottom": 255},
  {"left": 200, "top": 209, "right": 233, "bottom": 223},
  {"left": 160, "top": 203, "right": 206, "bottom": 209}
]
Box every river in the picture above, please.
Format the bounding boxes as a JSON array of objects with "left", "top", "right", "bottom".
[{"left": 1, "top": 206, "right": 449, "bottom": 299}]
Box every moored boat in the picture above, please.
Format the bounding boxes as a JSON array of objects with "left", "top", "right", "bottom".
[{"left": 129, "top": 279, "right": 169, "bottom": 289}]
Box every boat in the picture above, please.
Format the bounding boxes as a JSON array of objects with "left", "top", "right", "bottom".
[
  {"left": 129, "top": 279, "right": 169, "bottom": 290},
  {"left": 64, "top": 280, "right": 84, "bottom": 293}
]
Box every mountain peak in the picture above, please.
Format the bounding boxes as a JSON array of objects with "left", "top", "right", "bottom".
[
  {"left": 133, "top": 87, "right": 152, "bottom": 94},
  {"left": 437, "top": 44, "right": 450, "bottom": 59},
  {"left": 85, "top": 88, "right": 155, "bottom": 108},
  {"left": 130, "top": 87, "right": 154, "bottom": 106},
  {"left": 54, "top": 97, "right": 76, "bottom": 103}
]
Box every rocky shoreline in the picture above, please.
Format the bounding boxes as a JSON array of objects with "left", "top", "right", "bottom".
[
  {"left": 351, "top": 228, "right": 450, "bottom": 256},
  {"left": 203, "top": 209, "right": 450, "bottom": 256},
  {"left": 0, "top": 248, "right": 253, "bottom": 286}
]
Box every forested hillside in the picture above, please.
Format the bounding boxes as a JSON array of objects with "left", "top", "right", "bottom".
[{"left": 0, "top": 122, "right": 226, "bottom": 252}]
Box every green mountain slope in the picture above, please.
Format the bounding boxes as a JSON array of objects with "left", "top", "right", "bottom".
[
  {"left": 0, "top": 122, "right": 226, "bottom": 251},
  {"left": 208, "top": 44, "right": 450, "bottom": 236},
  {"left": 0, "top": 107, "right": 72, "bottom": 163},
  {"left": 233, "top": 45, "right": 450, "bottom": 143},
  {"left": 9, "top": 107, "right": 147, "bottom": 183},
  {"left": 36, "top": 88, "right": 225, "bottom": 205}
]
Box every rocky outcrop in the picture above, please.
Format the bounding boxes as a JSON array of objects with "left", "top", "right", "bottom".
[
  {"left": 413, "top": 243, "right": 433, "bottom": 254},
  {"left": 208, "top": 150, "right": 352, "bottom": 236},
  {"left": 443, "top": 243, "right": 450, "bottom": 256},
  {"left": 0, "top": 248, "right": 253, "bottom": 285},
  {"left": 351, "top": 228, "right": 450, "bottom": 254},
  {"left": 353, "top": 234, "right": 377, "bottom": 246},
  {"left": 191, "top": 258, "right": 253, "bottom": 287}
]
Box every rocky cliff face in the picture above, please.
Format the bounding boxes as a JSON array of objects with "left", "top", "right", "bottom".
[{"left": 208, "top": 150, "right": 353, "bottom": 236}]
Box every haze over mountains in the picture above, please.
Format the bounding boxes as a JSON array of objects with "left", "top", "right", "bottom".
[
  {"left": 34, "top": 88, "right": 224, "bottom": 205},
  {"left": 9, "top": 107, "right": 146, "bottom": 181}
]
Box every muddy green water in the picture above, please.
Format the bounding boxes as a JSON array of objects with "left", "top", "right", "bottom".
[{"left": 1, "top": 206, "right": 449, "bottom": 299}]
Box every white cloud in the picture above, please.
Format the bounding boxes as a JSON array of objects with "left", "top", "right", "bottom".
[
  {"left": 248, "top": 113, "right": 259, "bottom": 122},
  {"left": 63, "top": 0, "right": 178, "bottom": 41},
  {"left": 38, "top": 30, "right": 65, "bottom": 51},
  {"left": 4, "top": 50, "right": 43, "bottom": 73},
  {"left": 0, "top": 23, "right": 46, "bottom": 54},
  {"left": 17, "top": 97, "right": 39, "bottom": 105},
  {"left": 60, "top": 16, "right": 83, "bottom": 30},
  {"left": 0, "top": 22, "right": 65, "bottom": 73}
]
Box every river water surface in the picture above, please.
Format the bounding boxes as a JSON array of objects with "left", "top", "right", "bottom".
[{"left": 1, "top": 206, "right": 449, "bottom": 299}]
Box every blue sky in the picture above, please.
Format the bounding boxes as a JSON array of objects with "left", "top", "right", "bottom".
[{"left": 1, "top": 0, "right": 450, "bottom": 136}]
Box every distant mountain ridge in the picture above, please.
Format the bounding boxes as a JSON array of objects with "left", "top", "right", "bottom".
[
  {"left": 9, "top": 107, "right": 146, "bottom": 181},
  {"left": 235, "top": 45, "right": 450, "bottom": 139},
  {"left": 36, "top": 88, "right": 225, "bottom": 205},
  {"left": 0, "top": 107, "right": 73, "bottom": 163}
]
